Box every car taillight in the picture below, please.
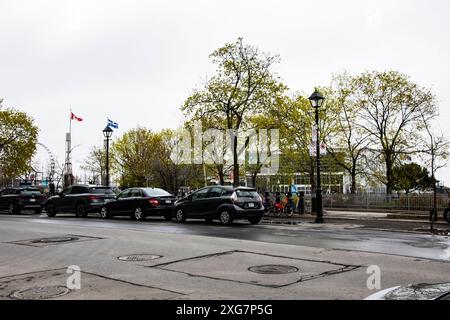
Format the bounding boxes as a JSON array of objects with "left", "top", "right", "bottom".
[
  {"left": 149, "top": 199, "right": 159, "bottom": 206},
  {"left": 88, "top": 195, "right": 101, "bottom": 201}
]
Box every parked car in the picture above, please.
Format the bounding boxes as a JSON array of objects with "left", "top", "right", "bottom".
[
  {"left": 0, "top": 187, "right": 45, "bottom": 214},
  {"left": 99, "top": 187, "right": 176, "bottom": 221},
  {"left": 174, "top": 186, "right": 264, "bottom": 225},
  {"left": 365, "top": 282, "right": 450, "bottom": 300},
  {"left": 43, "top": 184, "right": 116, "bottom": 217}
]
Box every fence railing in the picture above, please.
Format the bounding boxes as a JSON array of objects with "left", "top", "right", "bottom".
[{"left": 322, "top": 193, "right": 449, "bottom": 212}]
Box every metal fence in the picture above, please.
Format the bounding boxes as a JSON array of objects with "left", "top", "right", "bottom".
[{"left": 323, "top": 193, "right": 449, "bottom": 212}]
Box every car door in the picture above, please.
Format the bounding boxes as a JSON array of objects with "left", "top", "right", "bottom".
[
  {"left": 128, "top": 189, "right": 143, "bottom": 212},
  {"left": 116, "top": 189, "right": 135, "bottom": 214},
  {"left": 66, "top": 186, "right": 86, "bottom": 211},
  {"left": 189, "top": 188, "right": 211, "bottom": 218},
  {"left": 107, "top": 189, "right": 130, "bottom": 215},
  {"left": 0, "top": 189, "right": 11, "bottom": 210},
  {"left": 54, "top": 187, "right": 72, "bottom": 211},
  {"left": 204, "top": 187, "right": 224, "bottom": 217}
]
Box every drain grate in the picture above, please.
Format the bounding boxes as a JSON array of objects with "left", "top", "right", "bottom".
[
  {"left": 31, "top": 237, "right": 79, "bottom": 244},
  {"left": 10, "top": 286, "right": 71, "bottom": 300},
  {"left": 248, "top": 265, "right": 299, "bottom": 275},
  {"left": 118, "top": 254, "right": 162, "bottom": 262}
]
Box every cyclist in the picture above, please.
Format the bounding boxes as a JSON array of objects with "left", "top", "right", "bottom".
[
  {"left": 263, "top": 192, "right": 272, "bottom": 214},
  {"left": 273, "top": 192, "right": 283, "bottom": 215}
]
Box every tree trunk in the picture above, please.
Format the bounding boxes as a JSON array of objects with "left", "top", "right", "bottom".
[
  {"left": 385, "top": 156, "right": 394, "bottom": 195},
  {"left": 351, "top": 173, "right": 356, "bottom": 194},
  {"left": 233, "top": 135, "right": 239, "bottom": 187},
  {"left": 252, "top": 172, "right": 258, "bottom": 188},
  {"left": 218, "top": 168, "right": 225, "bottom": 185}
]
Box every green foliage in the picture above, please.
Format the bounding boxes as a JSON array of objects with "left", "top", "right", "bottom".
[
  {"left": 392, "top": 163, "right": 432, "bottom": 193},
  {"left": 341, "top": 71, "right": 438, "bottom": 193},
  {"left": 0, "top": 107, "right": 38, "bottom": 182},
  {"left": 111, "top": 127, "right": 203, "bottom": 192},
  {"left": 182, "top": 38, "right": 287, "bottom": 186}
]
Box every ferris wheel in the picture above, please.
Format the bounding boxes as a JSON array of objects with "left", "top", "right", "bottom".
[{"left": 36, "top": 142, "right": 56, "bottom": 182}]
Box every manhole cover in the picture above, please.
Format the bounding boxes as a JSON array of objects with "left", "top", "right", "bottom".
[
  {"left": 31, "top": 237, "right": 79, "bottom": 244},
  {"left": 10, "top": 286, "right": 71, "bottom": 300},
  {"left": 118, "top": 254, "right": 162, "bottom": 262},
  {"left": 248, "top": 265, "right": 299, "bottom": 274}
]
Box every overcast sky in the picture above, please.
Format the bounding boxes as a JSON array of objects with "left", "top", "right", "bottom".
[{"left": 1, "top": 0, "right": 449, "bottom": 185}]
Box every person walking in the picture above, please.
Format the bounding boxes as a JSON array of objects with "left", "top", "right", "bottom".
[{"left": 297, "top": 191, "right": 305, "bottom": 215}]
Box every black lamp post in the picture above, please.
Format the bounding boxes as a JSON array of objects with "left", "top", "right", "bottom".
[
  {"left": 103, "top": 126, "right": 113, "bottom": 187},
  {"left": 309, "top": 90, "right": 325, "bottom": 223}
]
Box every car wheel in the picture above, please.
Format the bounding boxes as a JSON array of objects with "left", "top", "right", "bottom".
[
  {"left": 100, "top": 206, "right": 110, "bottom": 219},
  {"left": 175, "top": 208, "right": 186, "bottom": 223},
  {"left": 163, "top": 213, "right": 173, "bottom": 221},
  {"left": 133, "top": 207, "right": 145, "bottom": 221},
  {"left": 444, "top": 208, "right": 450, "bottom": 223},
  {"left": 45, "top": 203, "right": 56, "bottom": 217},
  {"left": 249, "top": 217, "right": 261, "bottom": 225},
  {"left": 8, "top": 203, "right": 19, "bottom": 215},
  {"left": 75, "top": 203, "right": 88, "bottom": 218},
  {"left": 219, "top": 210, "right": 233, "bottom": 225}
]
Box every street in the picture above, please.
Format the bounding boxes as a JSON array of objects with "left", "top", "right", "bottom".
[{"left": 0, "top": 212, "right": 449, "bottom": 300}]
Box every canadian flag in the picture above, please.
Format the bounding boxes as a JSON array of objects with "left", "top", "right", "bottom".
[{"left": 71, "top": 112, "right": 83, "bottom": 122}]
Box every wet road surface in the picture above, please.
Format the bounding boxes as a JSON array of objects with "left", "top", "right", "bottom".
[{"left": 1, "top": 213, "right": 450, "bottom": 261}]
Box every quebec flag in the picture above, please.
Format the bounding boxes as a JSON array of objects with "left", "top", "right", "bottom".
[{"left": 108, "top": 118, "right": 119, "bottom": 129}]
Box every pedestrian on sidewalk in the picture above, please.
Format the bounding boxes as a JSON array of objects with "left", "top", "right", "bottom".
[{"left": 297, "top": 192, "right": 305, "bottom": 215}]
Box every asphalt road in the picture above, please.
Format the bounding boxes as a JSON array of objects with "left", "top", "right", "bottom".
[
  {"left": 3, "top": 212, "right": 450, "bottom": 261},
  {"left": 1, "top": 211, "right": 450, "bottom": 300}
]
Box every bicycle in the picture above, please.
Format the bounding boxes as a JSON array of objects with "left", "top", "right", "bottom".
[{"left": 262, "top": 192, "right": 274, "bottom": 216}]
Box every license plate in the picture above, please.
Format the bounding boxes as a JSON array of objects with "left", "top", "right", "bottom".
[
  {"left": 248, "top": 203, "right": 255, "bottom": 208},
  {"left": 30, "top": 199, "right": 36, "bottom": 202},
  {"left": 165, "top": 200, "right": 171, "bottom": 204}
]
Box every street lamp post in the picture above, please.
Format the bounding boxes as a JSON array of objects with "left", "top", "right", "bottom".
[
  {"left": 309, "top": 90, "right": 325, "bottom": 224},
  {"left": 103, "top": 126, "right": 113, "bottom": 187}
]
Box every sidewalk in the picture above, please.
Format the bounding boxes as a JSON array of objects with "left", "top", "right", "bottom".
[{"left": 260, "top": 210, "right": 450, "bottom": 235}]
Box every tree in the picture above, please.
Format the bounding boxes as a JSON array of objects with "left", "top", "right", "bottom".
[
  {"left": 392, "top": 163, "right": 431, "bottom": 194},
  {"left": 111, "top": 127, "right": 161, "bottom": 188},
  {"left": 325, "top": 74, "right": 371, "bottom": 194},
  {"left": 418, "top": 110, "right": 449, "bottom": 230},
  {"left": 350, "top": 71, "right": 437, "bottom": 194},
  {"left": 81, "top": 146, "right": 106, "bottom": 185},
  {"left": 111, "top": 127, "right": 204, "bottom": 192},
  {"left": 0, "top": 107, "right": 38, "bottom": 184},
  {"left": 182, "top": 38, "right": 287, "bottom": 187},
  {"left": 271, "top": 90, "right": 338, "bottom": 194}
]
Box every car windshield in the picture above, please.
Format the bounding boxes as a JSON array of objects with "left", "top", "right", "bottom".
[
  {"left": 20, "top": 189, "right": 41, "bottom": 195},
  {"left": 89, "top": 187, "right": 114, "bottom": 194},
  {"left": 143, "top": 188, "right": 171, "bottom": 197},
  {"left": 235, "top": 190, "right": 259, "bottom": 199}
]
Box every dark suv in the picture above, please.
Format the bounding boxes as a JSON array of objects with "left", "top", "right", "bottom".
[
  {"left": 43, "top": 184, "right": 116, "bottom": 217},
  {"left": 0, "top": 187, "right": 45, "bottom": 214},
  {"left": 173, "top": 186, "right": 264, "bottom": 225}
]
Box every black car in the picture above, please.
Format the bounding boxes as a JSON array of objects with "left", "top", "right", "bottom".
[
  {"left": 173, "top": 186, "right": 264, "bottom": 225},
  {"left": 99, "top": 187, "right": 176, "bottom": 221},
  {"left": 43, "top": 184, "right": 116, "bottom": 217},
  {"left": 0, "top": 187, "right": 45, "bottom": 214}
]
